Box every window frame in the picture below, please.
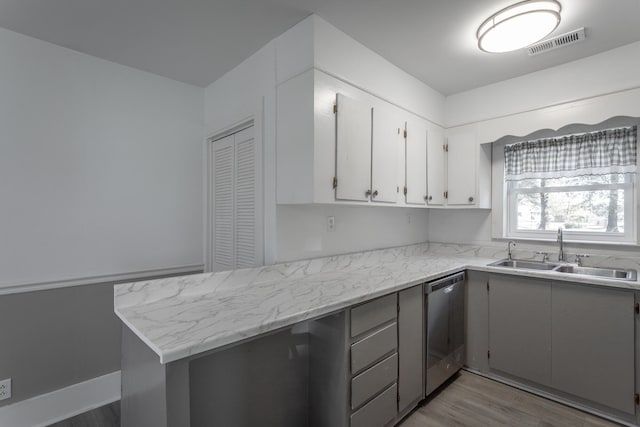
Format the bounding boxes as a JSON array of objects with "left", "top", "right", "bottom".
[{"left": 505, "top": 175, "right": 636, "bottom": 243}]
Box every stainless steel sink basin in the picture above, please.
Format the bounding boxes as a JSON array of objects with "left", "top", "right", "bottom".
[
  {"left": 552, "top": 265, "right": 637, "bottom": 281},
  {"left": 488, "top": 258, "right": 638, "bottom": 281},
  {"left": 489, "top": 259, "right": 558, "bottom": 270}
]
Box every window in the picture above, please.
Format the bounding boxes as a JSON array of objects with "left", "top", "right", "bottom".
[{"left": 504, "top": 125, "right": 637, "bottom": 243}]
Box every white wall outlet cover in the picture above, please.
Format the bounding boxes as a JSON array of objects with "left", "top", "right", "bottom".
[
  {"left": 327, "top": 216, "right": 336, "bottom": 231},
  {"left": 0, "top": 378, "right": 11, "bottom": 401}
]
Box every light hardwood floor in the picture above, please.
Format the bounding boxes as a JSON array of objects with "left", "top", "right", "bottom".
[
  {"left": 401, "top": 370, "right": 621, "bottom": 427},
  {"left": 46, "top": 371, "right": 621, "bottom": 427}
]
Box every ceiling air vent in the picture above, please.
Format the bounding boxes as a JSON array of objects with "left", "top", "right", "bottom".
[{"left": 527, "top": 27, "right": 586, "bottom": 56}]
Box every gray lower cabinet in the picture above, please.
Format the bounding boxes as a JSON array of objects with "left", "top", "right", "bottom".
[
  {"left": 350, "top": 384, "right": 398, "bottom": 427},
  {"left": 351, "top": 294, "right": 397, "bottom": 338},
  {"left": 398, "top": 285, "right": 424, "bottom": 414},
  {"left": 349, "top": 295, "right": 399, "bottom": 426},
  {"left": 348, "top": 284, "right": 425, "bottom": 426},
  {"left": 485, "top": 273, "right": 638, "bottom": 423},
  {"left": 551, "top": 281, "right": 635, "bottom": 415},
  {"left": 488, "top": 274, "right": 552, "bottom": 386},
  {"left": 465, "top": 271, "right": 489, "bottom": 372},
  {"left": 351, "top": 322, "right": 397, "bottom": 374}
]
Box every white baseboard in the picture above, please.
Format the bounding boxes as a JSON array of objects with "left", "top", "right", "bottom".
[{"left": 0, "top": 371, "right": 120, "bottom": 427}]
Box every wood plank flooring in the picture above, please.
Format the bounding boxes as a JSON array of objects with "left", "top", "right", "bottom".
[
  {"left": 46, "top": 371, "right": 621, "bottom": 426},
  {"left": 401, "top": 370, "right": 621, "bottom": 427}
]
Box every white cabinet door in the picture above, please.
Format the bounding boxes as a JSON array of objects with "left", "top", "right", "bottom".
[
  {"left": 405, "top": 119, "right": 427, "bottom": 205},
  {"left": 426, "top": 125, "right": 445, "bottom": 206},
  {"left": 371, "top": 106, "right": 401, "bottom": 203},
  {"left": 447, "top": 132, "right": 476, "bottom": 205},
  {"left": 335, "top": 93, "right": 372, "bottom": 202}
]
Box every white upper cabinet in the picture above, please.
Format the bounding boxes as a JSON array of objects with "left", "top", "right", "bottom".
[
  {"left": 335, "top": 94, "right": 373, "bottom": 202},
  {"left": 446, "top": 132, "right": 477, "bottom": 205},
  {"left": 445, "top": 125, "right": 492, "bottom": 208},
  {"left": 371, "top": 105, "right": 402, "bottom": 203},
  {"left": 276, "top": 68, "right": 459, "bottom": 209},
  {"left": 405, "top": 119, "right": 428, "bottom": 205},
  {"left": 421, "top": 124, "right": 491, "bottom": 209},
  {"left": 426, "top": 125, "right": 445, "bottom": 206}
]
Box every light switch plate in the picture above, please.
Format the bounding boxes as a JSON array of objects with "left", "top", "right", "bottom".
[{"left": 0, "top": 378, "right": 11, "bottom": 401}]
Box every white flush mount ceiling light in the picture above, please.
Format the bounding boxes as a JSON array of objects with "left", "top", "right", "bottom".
[{"left": 477, "top": 0, "right": 562, "bottom": 53}]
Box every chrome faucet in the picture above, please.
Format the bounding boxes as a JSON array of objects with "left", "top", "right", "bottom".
[
  {"left": 507, "top": 240, "right": 516, "bottom": 261},
  {"left": 557, "top": 228, "right": 565, "bottom": 262}
]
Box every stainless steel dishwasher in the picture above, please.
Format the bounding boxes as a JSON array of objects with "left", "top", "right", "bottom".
[{"left": 425, "top": 271, "right": 465, "bottom": 396}]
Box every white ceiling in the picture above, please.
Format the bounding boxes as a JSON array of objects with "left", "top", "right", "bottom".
[{"left": 1, "top": 0, "right": 639, "bottom": 95}]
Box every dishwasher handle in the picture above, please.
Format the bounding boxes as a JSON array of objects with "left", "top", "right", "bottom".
[{"left": 426, "top": 272, "right": 465, "bottom": 293}]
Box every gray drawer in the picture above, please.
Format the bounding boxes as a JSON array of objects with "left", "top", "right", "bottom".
[
  {"left": 351, "top": 322, "right": 397, "bottom": 375},
  {"left": 350, "top": 383, "right": 397, "bottom": 427},
  {"left": 352, "top": 353, "right": 398, "bottom": 410},
  {"left": 351, "top": 294, "right": 397, "bottom": 338}
]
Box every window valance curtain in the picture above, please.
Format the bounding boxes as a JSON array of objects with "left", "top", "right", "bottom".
[{"left": 504, "top": 126, "right": 637, "bottom": 181}]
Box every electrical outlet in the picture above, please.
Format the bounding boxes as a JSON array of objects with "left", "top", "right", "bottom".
[
  {"left": 0, "top": 378, "right": 11, "bottom": 401},
  {"left": 327, "top": 216, "right": 335, "bottom": 232}
]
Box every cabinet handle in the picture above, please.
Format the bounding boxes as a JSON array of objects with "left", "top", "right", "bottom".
[
  {"left": 468, "top": 196, "right": 474, "bottom": 203},
  {"left": 427, "top": 195, "right": 433, "bottom": 201},
  {"left": 365, "top": 189, "right": 372, "bottom": 197},
  {"left": 372, "top": 190, "right": 379, "bottom": 198}
]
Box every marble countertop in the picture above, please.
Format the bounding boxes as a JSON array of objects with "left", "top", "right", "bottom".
[{"left": 114, "top": 243, "right": 640, "bottom": 364}]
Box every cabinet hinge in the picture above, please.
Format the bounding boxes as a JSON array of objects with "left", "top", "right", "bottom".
[
  {"left": 333, "top": 104, "right": 337, "bottom": 114},
  {"left": 635, "top": 302, "right": 639, "bottom": 314},
  {"left": 403, "top": 129, "right": 407, "bottom": 139},
  {"left": 403, "top": 186, "right": 408, "bottom": 196},
  {"left": 444, "top": 191, "right": 448, "bottom": 199},
  {"left": 635, "top": 393, "right": 639, "bottom": 405},
  {"left": 487, "top": 282, "right": 490, "bottom": 292},
  {"left": 332, "top": 177, "right": 338, "bottom": 189},
  {"left": 487, "top": 350, "right": 491, "bottom": 359}
]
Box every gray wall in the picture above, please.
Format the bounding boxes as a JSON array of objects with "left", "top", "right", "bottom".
[
  {"left": 0, "top": 283, "right": 121, "bottom": 407},
  {"left": 0, "top": 270, "right": 201, "bottom": 408}
]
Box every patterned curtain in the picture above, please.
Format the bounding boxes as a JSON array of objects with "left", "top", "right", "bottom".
[{"left": 504, "top": 126, "right": 637, "bottom": 181}]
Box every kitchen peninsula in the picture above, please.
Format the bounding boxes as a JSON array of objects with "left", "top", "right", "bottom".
[{"left": 115, "top": 243, "right": 640, "bottom": 427}]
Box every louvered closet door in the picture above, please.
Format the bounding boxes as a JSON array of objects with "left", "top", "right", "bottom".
[
  {"left": 212, "top": 126, "right": 260, "bottom": 272},
  {"left": 233, "top": 127, "right": 257, "bottom": 269},
  {"left": 213, "top": 135, "right": 235, "bottom": 272}
]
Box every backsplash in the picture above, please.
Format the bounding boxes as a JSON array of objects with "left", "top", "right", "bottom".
[{"left": 428, "top": 241, "right": 640, "bottom": 271}]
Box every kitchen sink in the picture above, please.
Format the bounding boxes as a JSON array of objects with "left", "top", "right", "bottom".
[
  {"left": 488, "top": 259, "right": 558, "bottom": 270},
  {"left": 552, "top": 265, "right": 637, "bottom": 281},
  {"left": 488, "top": 259, "right": 638, "bottom": 281}
]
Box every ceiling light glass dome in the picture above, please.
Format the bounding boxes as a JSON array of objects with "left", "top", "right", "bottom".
[{"left": 477, "top": 0, "right": 562, "bottom": 53}]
